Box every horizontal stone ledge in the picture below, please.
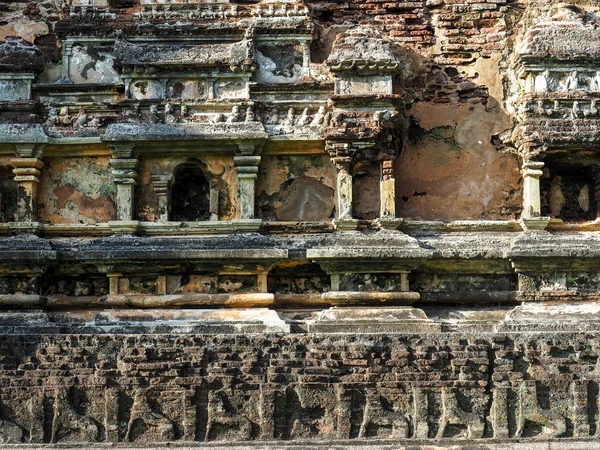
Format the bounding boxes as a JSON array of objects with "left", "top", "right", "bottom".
[
  {"left": 419, "top": 291, "right": 519, "bottom": 304},
  {"left": 275, "top": 291, "right": 419, "bottom": 307},
  {"left": 1, "top": 440, "right": 596, "bottom": 449},
  {"left": 56, "top": 248, "right": 288, "bottom": 261},
  {"left": 47, "top": 293, "right": 275, "bottom": 308}
]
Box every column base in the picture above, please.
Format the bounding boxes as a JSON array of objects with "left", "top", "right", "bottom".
[
  {"left": 374, "top": 217, "right": 404, "bottom": 230},
  {"left": 333, "top": 218, "right": 359, "bottom": 231},
  {"left": 8, "top": 222, "right": 42, "bottom": 235},
  {"left": 232, "top": 219, "right": 262, "bottom": 232},
  {"left": 518, "top": 217, "right": 550, "bottom": 231},
  {"left": 108, "top": 220, "right": 139, "bottom": 235}
]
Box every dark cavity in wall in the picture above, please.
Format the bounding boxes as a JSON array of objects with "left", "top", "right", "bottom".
[
  {"left": 541, "top": 160, "right": 600, "bottom": 222},
  {"left": 171, "top": 164, "right": 211, "bottom": 221},
  {"left": 0, "top": 165, "right": 18, "bottom": 222}
]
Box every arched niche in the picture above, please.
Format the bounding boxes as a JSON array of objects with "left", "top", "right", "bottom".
[{"left": 170, "top": 163, "right": 211, "bottom": 221}]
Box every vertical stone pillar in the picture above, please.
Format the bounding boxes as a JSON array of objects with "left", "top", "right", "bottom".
[
  {"left": 11, "top": 157, "right": 44, "bottom": 223},
  {"left": 380, "top": 159, "right": 395, "bottom": 219},
  {"left": 522, "top": 160, "right": 544, "bottom": 218},
  {"left": 112, "top": 158, "right": 138, "bottom": 221},
  {"left": 59, "top": 40, "right": 73, "bottom": 84},
  {"left": 151, "top": 174, "right": 173, "bottom": 223},
  {"left": 234, "top": 143, "right": 261, "bottom": 221},
  {"left": 519, "top": 160, "right": 549, "bottom": 230},
  {"left": 109, "top": 155, "right": 139, "bottom": 234},
  {"left": 333, "top": 157, "right": 353, "bottom": 219}
]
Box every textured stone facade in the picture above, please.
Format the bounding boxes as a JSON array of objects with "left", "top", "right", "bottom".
[{"left": 1, "top": 0, "right": 600, "bottom": 448}]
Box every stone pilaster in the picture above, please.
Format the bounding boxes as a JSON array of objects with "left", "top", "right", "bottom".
[
  {"left": 151, "top": 174, "right": 173, "bottom": 223},
  {"left": 59, "top": 40, "right": 73, "bottom": 84},
  {"left": 376, "top": 159, "right": 403, "bottom": 230},
  {"left": 111, "top": 158, "right": 138, "bottom": 221},
  {"left": 519, "top": 160, "right": 550, "bottom": 231},
  {"left": 109, "top": 156, "right": 139, "bottom": 234},
  {"left": 380, "top": 160, "right": 395, "bottom": 219},
  {"left": 234, "top": 144, "right": 260, "bottom": 221},
  {"left": 11, "top": 157, "right": 44, "bottom": 223}
]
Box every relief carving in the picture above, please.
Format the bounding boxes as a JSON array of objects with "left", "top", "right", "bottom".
[
  {"left": 205, "top": 390, "right": 253, "bottom": 441},
  {"left": 124, "top": 389, "right": 175, "bottom": 442},
  {"left": 358, "top": 391, "right": 409, "bottom": 439},
  {"left": 437, "top": 387, "right": 486, "bottom": 439},
  {"left": 514, "top": 382, "right": 566, "bottom": 438},
  {"left": 50, "top": 387, "right": 100, "bottom": 443}
]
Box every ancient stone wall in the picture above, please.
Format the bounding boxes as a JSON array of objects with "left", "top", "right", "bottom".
[{"left": 1, "top": 0, "right": 600, "bottom": 448}]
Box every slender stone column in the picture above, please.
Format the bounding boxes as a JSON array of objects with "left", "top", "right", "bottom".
[
  {"left": 234, "top": 144, "right": 261, "bottom": 220},
  {"left": 11, "top": 157, "right": 44, "bottom": 222},
  {"left": 380, "top": 159, "right": 395, "bottom": 219},
  {"left": 332, "top": 156, "right": 353, "bottom": 221},
  {"left": 111, "top": 158, "right": 139, "bottom": 221},
  {"left": 151, "top": 174, "right": 173, "bottom": 223},
  {"left": 522, "top": 160, "right": 544, "bottom": 219},
  {"left": 519, "top": 160, "right": 549, "bottom": 231},
  {"left": 59, "top": 40, "right": 74, "bottom": 84}
]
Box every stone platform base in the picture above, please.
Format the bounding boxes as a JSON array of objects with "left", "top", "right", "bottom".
[
  {"left": 0, "top": 304, "right": 595, "bottom": 447},
  {"left": 2, "top": 440, "right": 600, "bottom": 449}
]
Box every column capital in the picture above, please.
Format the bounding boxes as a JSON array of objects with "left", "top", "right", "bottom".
[
  {"left": 109, "top": 143, "right": 136, "bottom": 159},
  {"left": 14, "top": 144, "right": 45, "bottom": 159},
  {"left": 11, "top": 158, "right": 44, "bottom": 183},
  {"left": 236, "top": 141, "right": 263, "bottom": 156},
  {"left": 111, "top": 158, "right": 139, "bottom": 185},
  {"left": 151, "top": 173, "right": 173, "bottom": 193}
]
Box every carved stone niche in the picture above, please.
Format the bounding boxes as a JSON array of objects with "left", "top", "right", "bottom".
[
  {"left": 323, "top": 27, "right": 405, "bottom": 230},
  {"left": 151, "top": 162, "right": 220, "bottom": 224},
  {"left": 0, "top": 38, "right": 45, "bottom": 101},
  {"left": 113, "top": 36, "right": 255, "bottom": 102},
  {"left": 511, "top": 4, "right": 600, "bottom": 229},
  {"left": 540, "top": 157, "right": 600, "bottom": 223}
]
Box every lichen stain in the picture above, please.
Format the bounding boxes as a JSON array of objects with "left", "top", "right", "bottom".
[{"left": 38, "top": 156, "right": 116, "bottom": 224}]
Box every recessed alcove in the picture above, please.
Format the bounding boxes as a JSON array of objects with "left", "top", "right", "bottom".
[
  {"left": 170, "top": 164, "right": 211, "bottom": 222},
  {"left": 541, "top": 157, "right": 599, "bottom": 222}
]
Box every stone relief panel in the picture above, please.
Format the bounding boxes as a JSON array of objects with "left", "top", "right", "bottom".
[
  {"left": 69, "top": 44, "right": 120, "bottom": 84},
  {"left": 0, "top": 333, "right": 592, "bottom": 443},
  {"left": 255, "top": 43, "right": 305, "bottom": 84}
]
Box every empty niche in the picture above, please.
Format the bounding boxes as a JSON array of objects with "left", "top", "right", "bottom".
[
  {"left": 166, "top": 80, "right": 204, "bottom": 99},
  {"left": 255, "top": 43, "right": 304, "bottom": 84},
  {"left": 352, "top": 161, "right": 380, "bottom": 220},
  {"left": 541, "top": 160, "right": 599, "bottom": 222},
  {"left": 0, "top": 165, "right": 18, "bottom": 222},
  {"left": 170, "top": 164, "right": 211, "bottom": 221}
]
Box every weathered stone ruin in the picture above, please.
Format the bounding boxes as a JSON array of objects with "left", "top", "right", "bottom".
[{"left": 2, "top": 0, "right": 600, "bottom": 448}]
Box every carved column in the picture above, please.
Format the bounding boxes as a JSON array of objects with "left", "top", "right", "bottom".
[
  {"left": 11, "top": 157, "right": 44, "bottom": 223},
  {"left": 519, "top": 160, "right": 549, "bottom": 230},
  {"left": 59, "top": 40, "right": 73, "bottom": 84},
  {"left": 522, "top": 160, "right": 543, "bottom": 218},
  {"left": 333, "top": 156, "right": 353, "bottom": 221},
  {"left": 111, "top": 158, "right": 138, "bottom": 221},
  {"left": 151, "top": 174, "right": 173, "bottom": 223},
  {"left": 380, "top": 159, "right": 396, "bottom": 219},
  {"left": 234, "top": 144, "right": 261, "bottom": 221}
]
